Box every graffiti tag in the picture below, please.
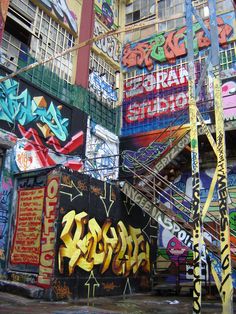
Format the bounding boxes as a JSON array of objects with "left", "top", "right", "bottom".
[
  {"left": 94, "top": 20, "right": 121, "bottom": 63},
  {"left": 121, "top": 182, "right": 193, "bottom": 248},
  {"left": 89, "top": 71, "right": 118, "bottom": 102}
]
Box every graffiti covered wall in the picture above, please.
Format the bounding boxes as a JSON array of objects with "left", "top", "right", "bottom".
[
  {"left": 156, "top": 165, "right": 236, "bottom": 283},
  {"left": 122, "top": 12, "right": 234, "bottom": 71},
  {"left": 85, "top": 119, "right": 119, "bottom": 181},
  {"left": 121, "top": 12, "right": 235, "bottom": 136},
  {"left": 0, "top": 68, "right": 87, "bottom": 172},
  {"left": 54, "top": 169, "right": 157, "bottom": 299},
  {"left": 93, "top": 19, "right": 121, "bottom": 65},
  {"left": 6, "top": 167, "right": 157, "bottom": 299}
]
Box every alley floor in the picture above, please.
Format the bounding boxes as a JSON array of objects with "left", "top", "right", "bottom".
[{"left": 0, "top": 291, "right": 234, "bottom": 314}]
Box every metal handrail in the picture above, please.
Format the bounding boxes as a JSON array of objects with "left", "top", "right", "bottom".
[{"left": 123, "top": 154, "right": 236, "bottom": 256}]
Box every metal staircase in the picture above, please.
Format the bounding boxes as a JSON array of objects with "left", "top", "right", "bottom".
[{"left": 120, "top": 155, "right": 236, "bottom": 291}]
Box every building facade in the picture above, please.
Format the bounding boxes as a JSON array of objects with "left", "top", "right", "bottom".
[{"left": 0, "top": 0, "right": 235, "bottom": 303}]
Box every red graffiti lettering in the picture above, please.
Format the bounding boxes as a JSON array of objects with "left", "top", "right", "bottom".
[
  {"left": 18, "top": 125, "right": 84, "bottom": 170},
  {"left": 122, "top": 42, "right": 154, "bottom": 71},
  {"left": 163, "top": 27, "right": 187, "bottom": 63},
  {"left": 122, "top": 14, "right": 233, "bottom": 70},
  {"left": 125, "top": 92, "right": 188, "bottom": 123},
  {"left": 124, "top": 66, "right": 188, "bottom": 100},
  {"left": 216, "top": 17, "right": 233, "bottom": 48}
]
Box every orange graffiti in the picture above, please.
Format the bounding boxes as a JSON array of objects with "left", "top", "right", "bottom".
[{"left": 122, "top": 42, "right": 154, "bottom": 71}]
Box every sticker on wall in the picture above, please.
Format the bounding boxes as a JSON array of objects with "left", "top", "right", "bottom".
[{"left": 15, "top": 140, "right": 42, "bottom": 171}]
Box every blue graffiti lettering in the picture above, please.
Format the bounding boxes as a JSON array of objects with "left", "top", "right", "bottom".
[
  {"left": 89, "top": 71, "right": 118, "bottom": 102},
  {"left": 122, "top": 141, "right": 170, "bottom": 171},
  {"left": 0, "top": 77, "right": 69, "bottom": 141}
]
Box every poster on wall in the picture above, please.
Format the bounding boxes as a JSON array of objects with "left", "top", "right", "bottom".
[
  {"left": 10, "top": 187, "right": 45, "bottom": 265},
  {"left": 0, "top": 69, "right": 87, "bottom": 171}
]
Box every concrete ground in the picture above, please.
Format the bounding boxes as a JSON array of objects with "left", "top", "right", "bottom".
[{"left": 0, "top": 291, "right": 234, "bottom": 314}]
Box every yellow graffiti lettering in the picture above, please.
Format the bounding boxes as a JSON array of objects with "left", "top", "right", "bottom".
[
  {"left": 58, "top": 211, "right": 150, "bottom": 276},
  {"left": 101, "top": 221, "right": 118, "bottom": 274}
]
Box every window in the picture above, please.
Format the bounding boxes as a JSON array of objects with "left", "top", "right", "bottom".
[
  {"left": 0, "top": 0, "right": 76, "bottom": 83},
  {"left": 126, "top": 0, "right": 156, "bottom": 24},
  {"left": 89, "top": 51, "right": 118, "bottom": 107},
  {"left": 157, "top": 0, "right": 185, "bottom": 32}
]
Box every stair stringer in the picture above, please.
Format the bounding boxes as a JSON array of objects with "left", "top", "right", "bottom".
[{"left": 121, "top": 180, "right": 236, "bottom": 290}]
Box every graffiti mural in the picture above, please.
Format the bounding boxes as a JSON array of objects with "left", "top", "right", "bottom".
[
  {"left": 85, "top": 120, "right": 119, "bottom": 181},
  {"left": 58, "top": 210, "right": 150, "bottom": 276},
  {"left": 93, "top": 20, "right": 121, "bottom": 64},
  {"left": 94, "top": 0, "right": 118, "bottom": 29},
  {"left": 122, "top": 12, "right": 234, "bottom": 70},
  {"left": 89, "top": 70, "right": 118, "bottom": 102},
  {"left": 120, "top": 126, "right": 189, "bottom": 177},
  {"left": 157, "top": 166, "right": 236, "bottom": 284},
  {"left": 6, "top": 166, "right": 157, "bottom": 299},
  {"left": 55, "top": 169, "right": 157, "bottom": 299},
  {"left": 121, "top": 60, "right": 213, "bottom": 135},
  {"left": 0, "top": 70, "right": 87, "bottom": 171},
  {"left": 122, "top": 69, "right": 235, "bottom": 136},
  {"left": 37, "top": 0, "right": 78, "bottom": 34}
]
